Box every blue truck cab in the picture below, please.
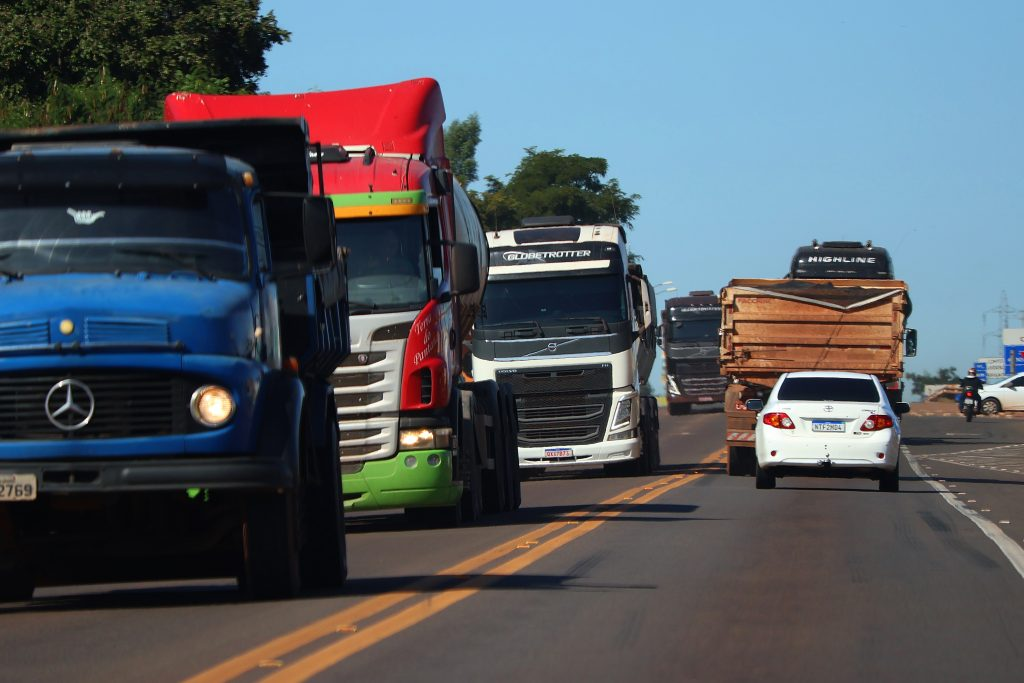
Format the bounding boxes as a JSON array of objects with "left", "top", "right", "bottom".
[{"left": 0, "top": 120, "right": 349, "bottom": 600}]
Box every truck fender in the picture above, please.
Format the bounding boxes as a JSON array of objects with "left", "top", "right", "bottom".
[{"left": 255, "top": 373, "right": 306, "bottom": 478}]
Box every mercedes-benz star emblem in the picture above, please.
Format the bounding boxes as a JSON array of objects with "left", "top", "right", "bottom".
[{"left": 45, "top": 379, "right": 95, "bottom": 431}]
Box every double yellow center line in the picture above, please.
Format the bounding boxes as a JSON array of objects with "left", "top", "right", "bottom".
[{"left": 187, "top": 449, "right": 724, "bottom": 682}]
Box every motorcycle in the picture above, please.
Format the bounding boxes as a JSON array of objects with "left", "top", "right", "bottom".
[{"left": 962, "top": 389, "right": 979, "bottom": 422}]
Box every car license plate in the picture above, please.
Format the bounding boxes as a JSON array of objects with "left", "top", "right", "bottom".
[
  {"left": 0, "top": 473, "right": 37, "bottom": 501},
  {"left": 544, "top": 448, "right": 574, "bottom": 459},
  {"left": 811, "top": 421, "right": 845, "bottom": 433},
  {"left": 698, "top": 397, "right": 712, "bottom": 402}
]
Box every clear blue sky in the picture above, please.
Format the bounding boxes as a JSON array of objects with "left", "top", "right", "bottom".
[{"left": 259, "top": 0, "right": 1024, "bottom": 386}]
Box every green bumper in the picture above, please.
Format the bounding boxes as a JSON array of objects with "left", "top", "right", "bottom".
[{"left": 342, "top": 449, "right": 461, "bottom": 511}]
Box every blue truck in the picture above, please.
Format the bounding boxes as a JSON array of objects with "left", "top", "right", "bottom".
[{"left": 0, "top": 119, "right": 349, "bottom": 600}]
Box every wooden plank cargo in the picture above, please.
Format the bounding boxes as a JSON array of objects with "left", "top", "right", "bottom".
[{"left": 719, "top": 278, "right": 914, "bottom": 475}]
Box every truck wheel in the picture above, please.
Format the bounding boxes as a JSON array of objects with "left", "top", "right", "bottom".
[
  {"left": 499, "top": 385, "right": 522, "bottom": 511},
  {"left": 300, "top": 410, "right": 348, "bottom": 591},
  {"left": 727, "top": 446, "right": 755, "bottom": 476},
  {"left": 242, "top": 490, "right": 301, "bottom": 599},
  {"left": 755, "top": 461, "right": 776, "bottom": 489},
  {"left": 645, "top": 397, "right": 661, "bottom": 471},
  {"left": 482, "top": 385, "right": 509, "bottom": 514},
  {"left": 668, "top": 403, "right": 691, "bottom": 416},
  {"left": 0, "top": 566, "right": 34, "bottom": 603}
]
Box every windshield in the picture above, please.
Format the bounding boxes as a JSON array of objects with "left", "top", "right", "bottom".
[
  {"left": 477, "top": 274, "right": 628, "bottom": 328},
  {"left": 777, "top": 377, "right": 880, "bottom": 403},
  {"left": 667, "top": 313, "right": 720, "bottom": 342},
  {"left": 0, "top": 187, "right": 247, "bottom": 279},
  {"left": 339, "top": 216, "right": 430, "bottom": 311}
]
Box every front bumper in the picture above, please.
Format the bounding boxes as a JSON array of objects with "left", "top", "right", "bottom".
[
  {"left": 341, "top": 449, "right": 461, "bottom": 511},
  {"left": 518, "top": 437, "right": 639, "bottom": 469},
  {"left": 0, "top": 455, "right": 294, "bottom": 494}
]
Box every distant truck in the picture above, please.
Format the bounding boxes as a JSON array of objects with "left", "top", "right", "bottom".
[
  {"left": 787, "top": 240, "right": 894, "bottom": 279},
  {"left": 720, "top": 276, "right": 916, "bottom": 476},
  {"left": 167, "top": 78, "right": 520, "bottom": 524},
  {"left": 0, "top": 119, "right": 349, "bottom": 600},
  {"left": 659, "top": 291, "right": 727, "bottom": 415},
  {"left": 471, "top": 217, "right": 660, "bottom": 476}
]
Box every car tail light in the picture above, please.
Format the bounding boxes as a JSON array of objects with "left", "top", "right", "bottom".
[
  {"left": 762, "top": 412, "right": 794, "bottom": 429},
  {"left": 860, "top": 414, "right": 894, "bottom": 431}
]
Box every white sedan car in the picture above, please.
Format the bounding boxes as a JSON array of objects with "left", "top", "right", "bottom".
[
  {"left": 747, "top": 371, "right": 910, "bottom": 492},
  {"left": 979, "top": 372, "right": 1024, "bottom": 414}
]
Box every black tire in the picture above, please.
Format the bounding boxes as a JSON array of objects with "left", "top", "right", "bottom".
[
  {"left": 879, "top": 458, "right": 900, "bottom": 492},
  {"left": 981, "top": 398, "right": 1000, "bottom": 415},
  {"left": 0, "top": 566, "right": 35, "bottom": 603},
  {"left": 501, "top": 385, "right": 523, "bottom": 510},
  {"left": 482, "top": 386, "right": 510, "bottom": 514},
  {"left": 667, "top": 402, "right": 691, "bottom": 416},
  {"left": 727, "top": 446, "right": 755, "bottom": 476},
  {"left": 755, "top": 460, "right": 776, "bottom": 489},
  {"left": 965, "top": 409, "right": 974, "bottom": 423},
  {"left": 300, "top": 404, "right": 347, "bottom": 591},
  {"left": 242, "top": 490, "right": 301, "bottom": 600}
]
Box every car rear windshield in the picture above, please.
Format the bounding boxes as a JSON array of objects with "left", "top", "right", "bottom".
[{"left": 778, "top": 377, "right": 880, "bottom": 402}]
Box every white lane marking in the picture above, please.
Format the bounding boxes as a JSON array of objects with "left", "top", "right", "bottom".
[{"left": 903, "top": 445, "right": 1024, "bottom": 581}]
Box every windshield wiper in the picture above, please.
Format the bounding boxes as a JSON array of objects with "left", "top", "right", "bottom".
[
  {"left": 115, "top": 248, "right": 216, "bottom": 281},
  {"left": 349, "top": 302, "right": 380, "bottom": 315}
]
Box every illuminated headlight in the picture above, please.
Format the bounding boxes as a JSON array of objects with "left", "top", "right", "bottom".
[
  {"left": 190, "top": 385, "right": 235, "bottom": 427},
  {"left": 608, "top": 428, "right": 636, "bottom": 441},
  {"left": 398, "top": 427, "right": 452, "bottom": 450},
  {"left": 611, "top": 397, "right": 632, "bottom": 430}
]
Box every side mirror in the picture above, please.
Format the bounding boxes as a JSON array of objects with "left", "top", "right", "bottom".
[
  {"left": 449, "top": 242, "right": 480, "bottom": 295},
  {"left": 656, "top": 325, "right": 664, "bottom": 347},
  {"left": 904, "top": 328, "right": 918, "bottom": 358},
  {"left": 432, "top": 167, "right": 452, "bottom": 195},
  {"left": 745, "top": 398, "right": 764, "bottom": 412},
  {"left": 894, "top": 402, "right": 911, "bottom": 416},
  {"left": 302, "top": 196, "right": 336, "bottom": 270}
]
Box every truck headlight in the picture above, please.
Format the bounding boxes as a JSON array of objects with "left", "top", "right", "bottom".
[
  {"left": 611, "top": 397, "right": 632, "bottom": 430},
  {"left": 398, "top": 427, "right": 452, "bottom": 450},
  {"left": 667, "top": 377, "right": 680, "bottom": 395},
  {"left": 190, "top": 385, "right": 235, "bottom": 427}
]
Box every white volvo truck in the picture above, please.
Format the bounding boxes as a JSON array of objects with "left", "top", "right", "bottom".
[{"left": 470, "top": 217, "right": 660, "bottom": 476}]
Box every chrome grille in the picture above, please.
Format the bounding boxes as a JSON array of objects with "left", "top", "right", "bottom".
[{"left": 515, "top": 391, "right": 611, "bottom": 446}]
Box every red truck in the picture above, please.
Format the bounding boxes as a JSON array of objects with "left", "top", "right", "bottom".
[{"left": 166, "top": 78, "right": 520, "bottom": 524}]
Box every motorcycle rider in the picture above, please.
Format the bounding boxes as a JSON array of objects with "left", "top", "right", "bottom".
[{"left": 959, "top": 367, "right": 984, "bottom": 412}]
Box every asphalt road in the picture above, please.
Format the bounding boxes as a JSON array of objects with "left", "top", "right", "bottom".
[{"left": 2, "top": 407, "right": 1023, "bottom": 682}]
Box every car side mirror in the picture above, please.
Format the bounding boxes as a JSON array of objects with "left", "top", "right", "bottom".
[
  {"left": 745, "top": 399, "right": 764, "bottom": 412},
  {"left": 894, "top": 402, "right": 911, "bottom": 416}
]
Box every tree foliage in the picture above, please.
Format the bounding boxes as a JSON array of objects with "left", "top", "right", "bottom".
[
  {"left": 0, "top": 0, "right": 289, "bottom": 126},
  {"left": 445, "top": 113, "right": 481, "bottom": 187},
  {"left": 905, "top": 366, "right": 960, "bottom": 396},
  {"left": 476, "top": 148, "right": 640, "bottom": 231}
]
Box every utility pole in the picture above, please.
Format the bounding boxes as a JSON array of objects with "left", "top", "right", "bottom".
[{"left": 982, "top": 290, "right": 1020, "bottom": 355}]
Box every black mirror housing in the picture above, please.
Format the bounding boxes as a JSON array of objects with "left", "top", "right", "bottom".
[
  {"left": 449, "top": 242, "right": 480, "bottom": 295},
  {"left": 745, "top": 398, "right": 764, "bottom": 412},
  {"left": 303, "top": 196, "right": 336, "bottom": 269},
  {"left": 904, "top": 328, "right": 918, "bottom": 358},
  {"left": 894, "top": 402, "right": 911, "bottom": 415}
]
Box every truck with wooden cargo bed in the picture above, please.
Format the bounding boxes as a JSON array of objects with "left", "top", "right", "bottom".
[
  {"left": 720, "top": 271, "right": 916, "bottom": 476},
  {"left": 166, "top": 78, "right": 520, "bottom": 524},
  {"left": 0, "top": 118, "right": 349, "bottom": 600}
]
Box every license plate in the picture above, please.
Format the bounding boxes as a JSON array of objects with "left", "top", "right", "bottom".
[
  {"left": 812, "top": 421, "right": 845, "bottom": 433},
  {"left": 0, "top": 473, "right": 37, "bottom": 501},
  {"left": 544, "top": 448, "right": 574, "bottom": 459},
  {"left": 964, "top": 398, "right": 975, "bottom": 406},
  {"left": 698, "top": 397, "right": 713, "bottom": 402}
]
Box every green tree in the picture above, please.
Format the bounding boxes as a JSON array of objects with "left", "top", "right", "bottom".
[
  {"left": 0, "top": 0, "right": 289, "bottom": 126},
  {"left": 445, "top": 113, "right": 481, "bottom": 187},
  {"left": 905, "top": 366, "right": 960, "bottom": 397},
  {"left": 476, "top": 148, "right": 640, "bottom": 230}
]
